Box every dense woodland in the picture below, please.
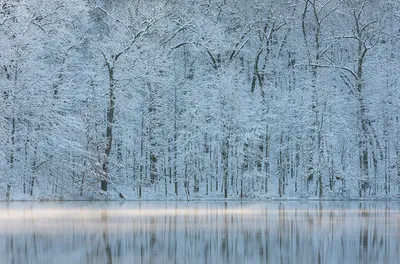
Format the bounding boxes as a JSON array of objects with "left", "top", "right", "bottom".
[{"left": 1, "top": 0, "right": 400, "bottom": 200}]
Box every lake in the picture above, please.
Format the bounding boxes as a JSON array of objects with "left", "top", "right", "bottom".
[{"left": 0, "top": 201, "right": 399, "bottom": 264}]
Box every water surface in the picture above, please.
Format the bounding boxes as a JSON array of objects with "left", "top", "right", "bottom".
[{"left": 0, "top": 201, "right": 399, "bottom": 264}]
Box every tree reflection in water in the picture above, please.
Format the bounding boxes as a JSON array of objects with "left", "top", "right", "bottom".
[{"left": 0, "top": 201, "right": 399, "bottom": 264}]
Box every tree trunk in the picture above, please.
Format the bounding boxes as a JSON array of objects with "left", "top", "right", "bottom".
[
  {"left": 6, "top": 116, "right": 15, "bottom": 200},
  {"left": 222, "top": 138, "right": 229, "bottom": 199},
  {"left": 101, "top": 61, "right": 115, "bottom": 193}
]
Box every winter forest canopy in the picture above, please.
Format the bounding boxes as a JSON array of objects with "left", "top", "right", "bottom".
[{"left": 1, "top": 0, "right": 400, "bottom": 200}]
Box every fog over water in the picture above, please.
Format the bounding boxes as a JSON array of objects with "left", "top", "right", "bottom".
[{"left": 0, "top": 201, "right": 399, "bottom": 264}]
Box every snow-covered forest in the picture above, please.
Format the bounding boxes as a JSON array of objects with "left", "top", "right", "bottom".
[{"left": 1, "top": 0, "right": 400, "bottom": 200}]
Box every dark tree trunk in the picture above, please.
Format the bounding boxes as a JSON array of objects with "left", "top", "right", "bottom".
[{"left": 102, "top": 61, "right": 115, "bottom": 193}]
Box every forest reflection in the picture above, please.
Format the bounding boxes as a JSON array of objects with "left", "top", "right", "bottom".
[{"left": 0, "top": 201, "right": 399, "bottom": 264}]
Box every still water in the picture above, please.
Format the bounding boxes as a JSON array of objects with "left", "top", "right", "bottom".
[{"left": 0, "top": 201, "right": 399, "bottom": 264}]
